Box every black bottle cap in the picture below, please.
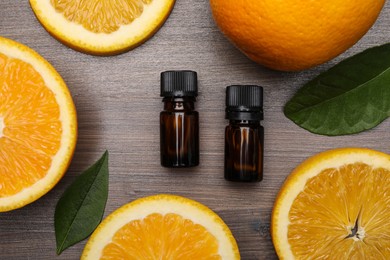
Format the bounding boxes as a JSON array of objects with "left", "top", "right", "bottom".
[
  {"left": 161, "top": 70, "right": 198, "bottom": 97},
  {"left": 226, "top": 85, "right": 264, "bottom": 120}
]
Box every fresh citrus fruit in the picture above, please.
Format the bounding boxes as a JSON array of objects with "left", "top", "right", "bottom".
[
  {"left": 272, "top": 148, "right": 390, "bottom": 259},
  {"left": 0, "top": 37, "right": 77, "bottom": 212},
  {"left": 29, "top": 0, "right": 176, "bottom": 55},
  {"left": 210, "top": 0, "right": 386, "bottom": 71},
  {"left": 82, "top": 194, "right": 240, "bottom": 259}
]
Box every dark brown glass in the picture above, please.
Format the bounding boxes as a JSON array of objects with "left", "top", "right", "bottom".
[
  {"left": 225, "top": 120, "right": 264, "bottom": 182},
  {"left": 160, "top": 97, "right": 199, "bottom": 167}
]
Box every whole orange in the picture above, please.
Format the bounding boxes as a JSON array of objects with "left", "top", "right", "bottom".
[{"left": 210, "top": 0, "right": 386, "bottom": 71}]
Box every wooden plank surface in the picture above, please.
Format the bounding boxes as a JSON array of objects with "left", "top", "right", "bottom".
[{"left": 0, "top": 1, "right": 389, "bottom": 259}]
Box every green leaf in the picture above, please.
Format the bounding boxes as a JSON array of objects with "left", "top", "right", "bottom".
[
  {"left": 284, "top": 43, "right": 390, "bottom": 136},
  {"left": 55, "top": 151, "right": 109, "bottom": 255}
]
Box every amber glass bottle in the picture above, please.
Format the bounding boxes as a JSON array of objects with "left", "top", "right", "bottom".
[
  {"left": 225, "top": 85, "right": 264, "bottom": 182},
  {"left": 160, "top": 71, "right": 199, "bottom": 168}
]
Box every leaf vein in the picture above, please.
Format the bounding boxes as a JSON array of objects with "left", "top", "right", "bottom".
[{"left": 289, "top": 66, "right": 390, "bottom": 116}]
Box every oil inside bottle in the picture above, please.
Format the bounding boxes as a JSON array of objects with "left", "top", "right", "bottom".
[
  {"left": 160, "top": 97, "right": 199, "bottom": 167},
  {"left": 225, "top": 120, "right": 263, "bottom": 182}
]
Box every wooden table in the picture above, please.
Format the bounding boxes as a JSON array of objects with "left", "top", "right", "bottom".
[{"left": 0, "top": 1, "right": 389, "bottom": 259}]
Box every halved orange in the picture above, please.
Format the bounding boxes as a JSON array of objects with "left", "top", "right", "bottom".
[
  {"left": 0, "top": 37, "right": 77, "bottom": 212},
  {"left": 272, "top": 148, "right": 390, "bottom": 259},
  {"left": 29, "top": 0, "right": 176, "bottom": 55},
  {"left": 82, "top": 194, "right": 240, "bottom": 259}
]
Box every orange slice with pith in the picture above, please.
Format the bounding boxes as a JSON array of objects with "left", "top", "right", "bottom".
[
  {"left": 82, "top": 194, "right": 240, "bottom": 259},
  {"left": 0, "top": 36, "right": 77, "bottom": 212},
  {"left": 29, "top": 0, "right": 176, "bottom": 55},
  {"left": 272, "top": 148, "right": 390, "bottom": 259}
]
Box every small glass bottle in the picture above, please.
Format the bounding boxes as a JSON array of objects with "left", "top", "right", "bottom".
[
  {"left": 224, "top": 85, "right": 264, "bottom": 182},
  {"left": 160, "top": 70, "right": 199, "bottom": 168}
]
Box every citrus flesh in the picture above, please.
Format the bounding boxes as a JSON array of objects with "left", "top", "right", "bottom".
[
  {"left": 210, "top": 0, "right": 386, "bottom": 71},
  {"left": 0, "top": 36, "right": 77, "bottom": 212},
  {"left": 30, "top": 0, "right": 176, "bottom": 55},
  {"left": 272, "top": 148, "right": 390, "bottom": 259},
  {"left": 82, "top": 194, "right": 240, "bottom": 259}
]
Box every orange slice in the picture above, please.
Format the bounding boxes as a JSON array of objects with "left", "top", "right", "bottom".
[
  {"left": 82, "top": 194, "right": 240, "bottom": 259},
  {"left": 0, "top": 37, "right": 77, "bottom": 212},
  {"left": 29, "top": 0, "right": 176, "bottom": 55},
  {"left": 272, "top": 148, "right": 390, "bottom": 259}
]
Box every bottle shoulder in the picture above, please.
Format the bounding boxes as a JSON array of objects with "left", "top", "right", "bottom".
[{"left": 160, "top": 110, "right": 199, "bottom": 116}]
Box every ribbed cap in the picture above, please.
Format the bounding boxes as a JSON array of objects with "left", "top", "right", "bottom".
[
  {"left": 226, "top": 85, "right": 263, "bottom": 120},
  {"left": 161, "top": 70, "right": 198, "bottom": 97},
  {"left": 226, "top": 85, "right": 263, "bottom": 109}
]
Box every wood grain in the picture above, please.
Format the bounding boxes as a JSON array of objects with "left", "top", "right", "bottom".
[{"left": 0, "top": 1, "right": 389, "bottom": 259}]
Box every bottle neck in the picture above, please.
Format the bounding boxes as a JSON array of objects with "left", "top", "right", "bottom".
[
  {"left": 226, "top": 109, "right": 263, "bottom": 121},
  {"left": 163, "top": 97, "right": 196, "bottom": 111},
  {"left": 229, "top": 119, "right": 261, "bottom": 126}
]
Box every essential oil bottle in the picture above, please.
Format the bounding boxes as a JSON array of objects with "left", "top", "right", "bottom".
[
  {"left": 160, "top": 70, "right": 199, "bottom": 168},
  {"left": 224, "top": 85, "right": 264, "bottom": 182}
]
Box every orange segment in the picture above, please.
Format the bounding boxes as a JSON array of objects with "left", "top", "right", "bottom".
[
  {"left": 0, "top": 36, "right": 77, "bottom": 212},
  {"left": 102, "top": 213, "right": 220, "bottom": 259},
  {"left": 51, "top": 0, "right": 153, "bottom": 33},
  {"left": 82, "top": 194, "right": 240, "bottom": 259},
  {"left": 0, "top": 137, "right": 52, "bottom": 197},
  {"left": 30, "top": 0, "right": 176, "bottom": 55},
  {"left": 272, "top": 148, "right": 390, "bottom": 259}
]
